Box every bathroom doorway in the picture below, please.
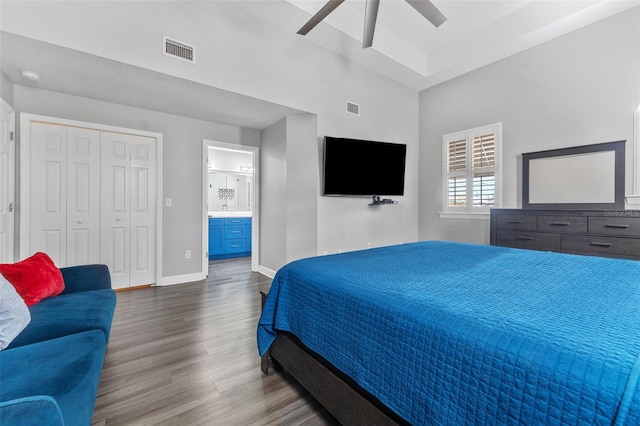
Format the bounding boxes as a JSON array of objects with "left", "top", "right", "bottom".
[{"left": 203, "top": 140, "right": 259, "bottom": 275}]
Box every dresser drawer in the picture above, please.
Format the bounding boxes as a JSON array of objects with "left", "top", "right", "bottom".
[
  {"left": 492, "top": 209, "right": 640, "bottom": 261},
  {"left": 496, "top": 215, "right": 537, "bottom": 231},
  {"left": 497, "top": 231, "right": 560, "bottom": 252},
  {"left": 537, "top": 216, "right": 587, "bottom": 234},
  {"left": 561, "top": 235, "right": 640, "bottom": 257},
  {"left": 588, "top": 217, "right": 640, "bottom": 237}
]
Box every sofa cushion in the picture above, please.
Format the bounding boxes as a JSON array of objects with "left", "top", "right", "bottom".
[
  {"left": 0, "top": 396, "right": 64, "bottom": 426},
  {"left": 0, "top": 252, "right": 65, "bottom": 306},
  {"left": 0, "top": 275, "right": 31, "bottom": 350},
  {"left": 60, "top": 264, "right": 112, "bottom": 294},
  {"left": 7, "top": 289, "right": 116, "bottom": 349},
  {"left": 0, "top": 330, "right": 107, "bottom": 426}
]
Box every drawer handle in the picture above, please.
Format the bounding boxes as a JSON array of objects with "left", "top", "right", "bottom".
[
  {"left": 550, "top": 222, "right": 570, "bottom": 226},
  {"left": 508, "top": 220, "right": 524, "bottom": 224},
  {"left": 590, "top": 241, "right": 613, "bottom": 248},
  {"left": 231, "top": 244, "right": 241, "bottom": 248},
  {"left": 231, "top": 230, "right": 240, "bottom": 234},
  {"left": 605, "top": 224, "right": 629, "bottom": 229},
  {"left": 517, "top": 236, "right": 534, "bottom": 241}
]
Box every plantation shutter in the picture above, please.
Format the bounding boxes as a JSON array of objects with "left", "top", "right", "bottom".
[
  {"left": 472, "top": 133, "right": 495, "bottom": 207},
  {"left": 447, "top": 137, "right": 467, "bottom": 208},
  {"left": 442, "top": 123, "right": 501, "bottom": 214}
]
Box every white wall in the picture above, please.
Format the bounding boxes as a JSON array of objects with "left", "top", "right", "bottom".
[
  {"left": 13, "top": 85, "right": 260, "bottom": 278},
  {"left": 0, "top": 71, "right": 13, "bottom": 106},
  {"left": 285, "top": 114, "right": 318, "bottom": 263},
  {"left": 419, "top": 7, "right": 640, "bottom": 244},
  {"left": 259, "top": 114, "right": 319, "bottom": 273},
  {"left": 260, "top": 118, "right": 287, "bottom": 272},
  {"left": 2, "top": 1, "right": 420, "bottom": 269}
]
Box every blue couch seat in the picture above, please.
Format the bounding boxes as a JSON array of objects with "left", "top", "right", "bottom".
[
  {"left": 7, "top": 288, "right": 116, "bottom": 349},
  {"left": 0, "top": 330, "right": 107, "bottom": 426},
  {"left": 0, "top": 263, "right": 116, "bottom": 425}
]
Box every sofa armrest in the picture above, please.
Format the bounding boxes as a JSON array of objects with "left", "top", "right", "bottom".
[
  {"left": 0, "top": 396, "right": 64, "bottom": 426},
  {"left": 60, "top": 264, "right": 112, "bottom": 294}
]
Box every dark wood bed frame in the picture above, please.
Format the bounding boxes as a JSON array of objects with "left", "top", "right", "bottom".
[{"left": 260, "top": 292, "right": 407, "bottom": 425}]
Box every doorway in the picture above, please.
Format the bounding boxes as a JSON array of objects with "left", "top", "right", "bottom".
[{"left": 202, "top": 140, "right": 259, "bottom": 275}]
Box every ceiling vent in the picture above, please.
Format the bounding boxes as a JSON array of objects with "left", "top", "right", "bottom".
[
  {"left": 346, "top": 101, "right": 360, "bottom": 117},
  {"left": 163, "top": 36, "right": 195, "bottom": 64}
]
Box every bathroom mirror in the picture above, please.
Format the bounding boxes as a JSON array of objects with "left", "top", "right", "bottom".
[
  {"left": 209, "top": 171, "right": 252, "bottom": 211},
  {"left": 522, "top": 140, "right": 625, "bottom": 210}
]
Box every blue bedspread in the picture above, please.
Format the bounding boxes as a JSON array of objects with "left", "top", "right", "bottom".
[{"left": 257, "top": 241, "right": 640, "bottom": 425}]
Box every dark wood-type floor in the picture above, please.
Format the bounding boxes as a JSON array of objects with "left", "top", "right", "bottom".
[{"left": 92, "top": 257, "right": 338, "bottom": 425}]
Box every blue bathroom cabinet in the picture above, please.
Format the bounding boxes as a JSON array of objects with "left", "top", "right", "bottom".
[{"left": 209, "top": 217, "right": 252, "bottom": 260}]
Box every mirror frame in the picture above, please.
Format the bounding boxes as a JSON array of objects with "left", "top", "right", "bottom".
[{"left": 522, "top": 140, "right": 626, "bottom": 210}]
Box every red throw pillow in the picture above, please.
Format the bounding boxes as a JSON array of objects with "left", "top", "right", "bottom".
[{"left": 0, "top": 252, "right": 65, "bottom": 306}]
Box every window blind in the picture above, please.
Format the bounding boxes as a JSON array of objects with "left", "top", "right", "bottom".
[
  {"left": 443, "top": 124, "right": 500, "bottom": 213},
  {"left": 447, "top": 138, "right": 467, "bottom": 208},
  {"left": 472, "top": 133, "right": 495, "bottom": 207}
]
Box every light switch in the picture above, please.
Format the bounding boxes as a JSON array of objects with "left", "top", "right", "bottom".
[{"left": 165, "top": 198, "right": 172, "bottom": 207}]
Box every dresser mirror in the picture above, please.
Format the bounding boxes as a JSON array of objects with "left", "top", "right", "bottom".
[{"left": 522, "top": 140, "right": 626, "bottom": 210}]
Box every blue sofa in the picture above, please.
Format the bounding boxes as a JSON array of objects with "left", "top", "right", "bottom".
[{"left": 0, "top": 264, "right": 116, "bottom": 426}]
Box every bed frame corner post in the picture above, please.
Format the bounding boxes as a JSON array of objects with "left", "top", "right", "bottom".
[
  {"left": 261, "top": 350, "right": 273, "bottom": 375},
  {"left": 260, "top": 291, "right": 274, "bottom": 375}
]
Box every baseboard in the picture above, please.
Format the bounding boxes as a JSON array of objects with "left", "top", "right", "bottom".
[
  {"left": 115, "top": 284, "right": 152, "bottom": 293},
  {"left": 258, "top": 265, "right": 277, "bottom": 279},
  {"left": 158, "top": 267, "right": 271, "bottom": 285},
  {"left": 156, "top": 272, "right": 206, "bottom": 286}
]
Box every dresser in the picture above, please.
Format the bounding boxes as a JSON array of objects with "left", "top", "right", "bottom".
[
  {"left": 209, "top": 217, "right": 252, "bottom": 260},
  {"left": 490, "top": 209, "right": 640, "bottom": 261}
]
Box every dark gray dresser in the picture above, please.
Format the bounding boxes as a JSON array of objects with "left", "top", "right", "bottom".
[{"left": 490, "top": 209, "right": 640, "bottom": 261}]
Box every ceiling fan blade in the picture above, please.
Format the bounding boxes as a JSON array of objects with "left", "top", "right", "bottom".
[
  {"left": 362, "top": 0, "right": 381, "bottom": 48},
  {"left": 297, "top": 0, "right": 345, "bottom": 35},
  {"left": 405, "top": 0, "right": 447, "bottom": 28}
]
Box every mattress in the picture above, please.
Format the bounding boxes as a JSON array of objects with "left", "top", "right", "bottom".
[{"left": 258, "top": 241, "right": 640, "bottom": 425}]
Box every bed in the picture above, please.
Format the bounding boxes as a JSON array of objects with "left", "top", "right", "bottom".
[{"left": 257, "top": 241, "right": 640, "bottom": 425}]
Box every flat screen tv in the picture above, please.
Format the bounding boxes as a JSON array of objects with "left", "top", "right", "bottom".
[{"left": 322, "top": 136, "right": 406, "bottom": 196}]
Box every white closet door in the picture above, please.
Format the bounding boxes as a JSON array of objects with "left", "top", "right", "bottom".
[
  {"left": 30, "top": 122, "right": 67, "bottom": 265},
  {"left": 0, "top": 103, "right": 14, "bottom": 263},
  {"left": 23, "top": 116, "right": 158, "bottom": 287},
  {"left": 130, "top": 135, "right": 156, "bottom": 286},
  {"left": 66, "top": 127, "right": 101, "bottom": 266},
  {"left": 101, "top": 131, "right": 131, "bottom": 289}
]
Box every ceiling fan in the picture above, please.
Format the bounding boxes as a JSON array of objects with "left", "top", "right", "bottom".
[{"left": 297, "top": 0, "right": 447, "bottom": 48}]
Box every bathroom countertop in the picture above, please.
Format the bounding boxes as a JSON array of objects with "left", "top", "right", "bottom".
[{"left": 208, "top": 211, "right": 252, "bottom": 218}]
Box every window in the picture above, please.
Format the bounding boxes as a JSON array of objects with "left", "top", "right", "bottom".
[{"left": 442, "top": 123, "right": 501, "bottom": 216}]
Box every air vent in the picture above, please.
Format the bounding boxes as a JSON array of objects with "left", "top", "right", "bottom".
[
  {"left": 346, "top": 101, "right": 360, "bottom": 116},
  {"left": 163, "top": 36, "right": 195, "bottom": 63}
]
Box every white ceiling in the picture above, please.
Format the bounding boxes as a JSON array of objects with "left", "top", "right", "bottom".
[
  {"left": 0, "top": 32, "right": 304, "bottom": 130},
  {"left": 1, "top": 1, "right": 638, "bottom": 129},
  {"left": 272, "top": 0, "right": 640, "bottom": 89}
]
